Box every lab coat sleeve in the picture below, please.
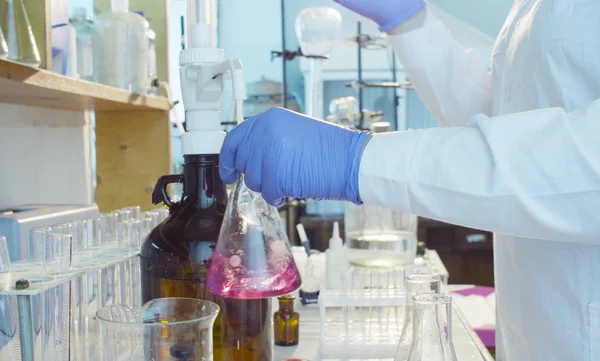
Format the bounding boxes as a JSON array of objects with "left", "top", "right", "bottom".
[
  {"left": 359, "top": 99, "right": 600, "bottom": 244},
  {"left": 388, "top": 10, "right": 493, "bottom": 126}
]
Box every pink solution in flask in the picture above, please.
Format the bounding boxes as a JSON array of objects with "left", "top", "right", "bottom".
[{"left": 207, "top": 174, "right": 302, "bottom": 299}]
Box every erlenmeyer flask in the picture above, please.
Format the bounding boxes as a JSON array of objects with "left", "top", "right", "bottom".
[
  {"left": 394, "top": 274, "right": 441, "bottom": 361},
  {"left": 406, "top": 294, "right": 458, "bottom": 361},
  {"left": 0, "top": 0, "right": 41, "bottom": 66},
  {"left": 207, "top": 174, "right": 302, "bottom": 299},
  {"left": 0, "top": 25, "right": 8, "bottom": 59}
]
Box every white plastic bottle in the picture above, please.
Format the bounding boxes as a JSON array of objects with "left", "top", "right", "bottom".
[
  {"left": 326, "top": 221, "right": 345, "bottom": 289},
  {"left": 92, "top": 0, "right": 150, "bottom": 93}
]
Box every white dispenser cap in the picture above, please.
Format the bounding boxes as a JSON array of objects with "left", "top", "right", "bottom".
[
  {"left": 111, "top": 0, "right": 129, "bottom": 12},
  {"left": 328, "top": 222, "right": 342, "bottom": 249}
]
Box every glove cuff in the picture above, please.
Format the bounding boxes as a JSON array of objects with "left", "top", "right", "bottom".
[
  {"left": 379, "top": 1, "right": 426, "bottom": 33},
  {"left": 346, "top": 131, "right": 372, "bottom": 205}
]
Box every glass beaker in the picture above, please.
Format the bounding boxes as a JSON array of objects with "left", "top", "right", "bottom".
[
  {"left": 97, "top": 298, "right": 219, "bottom": 361},
  {"left": 405, "top": 294, "right": 458, "bottom": 361},
  {"left": 207, "top": 174, "right": 301, "bottom": 299},
  {"left": 345, "top": 201, "right": 418, "bottom": 268},
  {"left": 0, "top": 0, "right": 41, "bottom": 66},
  {"left": 394, "top": 274, "right": 442, "bottom": 361}
]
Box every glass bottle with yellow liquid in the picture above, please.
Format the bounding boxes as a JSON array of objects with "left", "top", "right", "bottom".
[
  {"left": 274, "top": 295, "right": 299, "bottom": 346},
  {"left": 140, "top": 154, "right": 272, "bottom": 361}
]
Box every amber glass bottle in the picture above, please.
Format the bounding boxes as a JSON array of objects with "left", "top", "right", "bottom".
[
  {"left": 140, "top": 154, "right": 273, "bottom": 361},
  {"left": 273, "top": 295, "right": 299, "bottom": 346}
]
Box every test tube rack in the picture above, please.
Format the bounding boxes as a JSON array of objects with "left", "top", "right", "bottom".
[
  {"left": 319, "top": 284, "right": 408, "bottom": 358},
  {"left": 318, "top": 257, "right": 449, "bottom": 360},
  {"left": 0, "top": 208, "right": 166, "bottom": 361}
]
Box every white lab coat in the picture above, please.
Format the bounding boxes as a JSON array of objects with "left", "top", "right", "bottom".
[{"left": 358, "top": 1, "right": 600, "bottom": 360}]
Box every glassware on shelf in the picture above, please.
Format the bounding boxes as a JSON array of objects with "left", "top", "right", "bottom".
[
  {"left": 0, "top": 25, "right": 8, "bottom": 59},
  {"left": 394, "top": 274, "right": 442, "bottom": 361},
  {"left": 0, "top": 0, "right": 41, "bottom": 66},
  {"left": 92, "top": 0, "right": 150, "bottom": 93},
  {"left": 274, "top": 294, "right": 300, "bottom": 346},
  {"left": 70, "top": 7, "right": 94, "bottom": 80},
  {"left": 405, "top": 294, "right": 458, "bottom": 361},
  {"left": 206, "top": 174, "right": 301, "bottom": 299},
  {"left": 97, "top": 298, "right": 219, "bottom": 361}
]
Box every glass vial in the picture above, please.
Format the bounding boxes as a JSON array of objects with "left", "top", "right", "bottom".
[
  {"left": 0, "top": 0, "right": 41, "bottom": 66},
  {"left": 274, "top": 295, "right": 299, "bottom": 346},
  {"left": 407, "top": 294, "right": 458, "bottom": 361},
  {"left": 394, "top": 274, "right": 441, "bottom": 361}
]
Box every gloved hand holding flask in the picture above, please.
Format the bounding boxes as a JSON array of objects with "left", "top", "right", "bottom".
[{"left": 219, "top": 108, "right": 371, "bottom": 207}]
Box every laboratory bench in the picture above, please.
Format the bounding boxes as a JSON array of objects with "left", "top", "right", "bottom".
[{"left": 273, "top": 301, "right": 494, "bottom": 361}]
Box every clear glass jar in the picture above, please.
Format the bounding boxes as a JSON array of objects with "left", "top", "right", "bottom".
[{"left": 344, "top": 202, "right": 418, "bottom": 268}]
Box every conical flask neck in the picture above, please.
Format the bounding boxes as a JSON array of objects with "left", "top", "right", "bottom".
[{"left": 182, "top": 154, "right": 226, "bottom": 209}]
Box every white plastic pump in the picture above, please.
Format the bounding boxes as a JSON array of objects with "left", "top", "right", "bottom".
[
  {"left": 326, "top": 222, "right": 345, "bottom": 289},
  {"left": 180, "top": 0, "right": 247, "bottom": 155}
]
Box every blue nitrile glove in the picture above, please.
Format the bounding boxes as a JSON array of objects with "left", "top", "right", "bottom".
[
  {"left": 334, "top": 0, "right": 426, "bottom": 32},
  {"left": 220, "top": 108, "right": 371, "bottom": 207}
]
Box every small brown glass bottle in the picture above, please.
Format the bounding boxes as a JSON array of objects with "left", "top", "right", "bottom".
[{"left": 274, "top": 294, "right": 300, "bottom": 346}]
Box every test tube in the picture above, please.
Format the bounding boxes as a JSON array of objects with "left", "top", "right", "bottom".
[
  {"left": 117, "top": 219, "right": 142, "bottom": 253},
  {"left": 122, "top": 206, "right": 141, "bottom": 220},
  {"left": 71, "top": 275, "right": 88, "bottom": 361},
  {"left": 0, "top": 236, "right": 10, "bottom": 272},
  {"left": 43, "top": 234, "right": 72, "bottom": 275},
  {"left": 70, "top": 220, "right": 88, "bottom": 257},
  {"left": 29, "top": 226, "right": 51, "bottom": 265}
]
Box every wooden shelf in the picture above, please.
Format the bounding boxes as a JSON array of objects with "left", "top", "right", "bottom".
[{"left": 0, "top": 59, "right": 171, "bottom": 112}]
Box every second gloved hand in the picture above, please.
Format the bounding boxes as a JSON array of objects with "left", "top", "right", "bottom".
[
  {"left": 334, "top": 0, "right": 425, "bottom": 32},
  {"left": 220, "top": 108, "right": 371, "bottom": 207}
]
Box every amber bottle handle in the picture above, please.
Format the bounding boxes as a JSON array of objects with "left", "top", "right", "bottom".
[{"left": 151, "top": 174, "right": 184, "bottom": 208}]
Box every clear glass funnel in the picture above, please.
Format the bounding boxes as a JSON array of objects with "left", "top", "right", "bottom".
[
  {"left": 97, "top": 298, "right": 219, "bottom": 361},
  {"left": 206, "top": 174, "right": 302, "bottom": 299}
]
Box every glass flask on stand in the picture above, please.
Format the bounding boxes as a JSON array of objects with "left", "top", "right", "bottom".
[
  {"left": 97, "top": 298, "right": 219, "bottom": 361},
  {"left": 345, "top": 121, "right": 418, "bottom": 268},
  {"left": 0, "top": 0, "right": 41, "bottom": 66},
  {"left": 394, "top": 274, "right": 442, "bottom": 361},
  {"left": 141, "top": 154, "right": 275, "bottom": 361},
  {"left": 295, "top": 7, "right": 344, "bottom": 218},
  {"left": 206, "top": 174, "right": 301, "bottom": 299},
  {"left": 405, "top": 294, "right": 458, "bottom": 361}
]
